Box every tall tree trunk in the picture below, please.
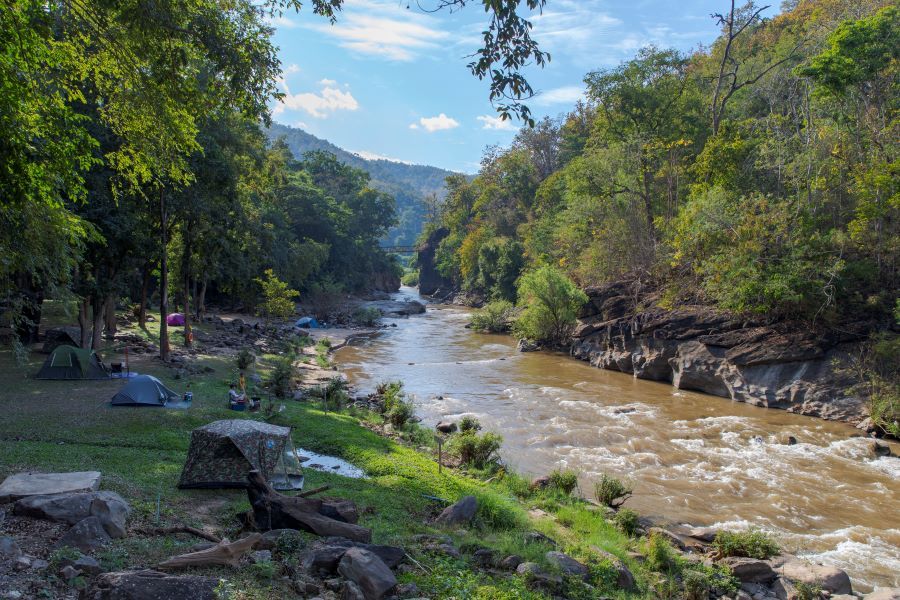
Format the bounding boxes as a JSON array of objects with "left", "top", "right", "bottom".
[
  {"left": 91, "top": 295, "right": 105, "bottom": 351},
  {"left": 182, "top": 221, "right": 193, "bottom": 348},
  {"left": 78, "top": 298, "right": 91, "bottom": 349},
  {"left": 139, "top": 263, "right": 150, "bottom": 329},
  {"left": 104, "top": 293, "right": 117, "bottom": 340},
  {"left": 192, "top": 277, "right": 199, "bottom": 320},
  {"left": 198, "top": 276, "right": 207, "bottom": 320},
  {"left": 159, "top": 188, "right": 170, "bottom": 362}
]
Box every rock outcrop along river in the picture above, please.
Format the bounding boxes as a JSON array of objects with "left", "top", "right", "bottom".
[{"left": 336, "top": 288, "right": 900, "bottom": 592}]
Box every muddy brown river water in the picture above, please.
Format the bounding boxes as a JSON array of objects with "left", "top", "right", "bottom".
[{"left": 335, "top": 288, "right": 900, "bottom": 592}]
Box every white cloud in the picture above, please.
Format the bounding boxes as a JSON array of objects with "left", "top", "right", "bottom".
[
  {"left": 275, "top": 78, "right": 359, "bottom": 119},
  {"left": 534, "top": 85, "right": 585, "bottom": 106},
  {"left": 284, "top": 64, "right": 301, "bottom": 75},
  {"left": 265, "top": 14, "right": 297, "bottom": 29},
  {"left": 307, "top": 1, "right": 449, "bottom": 61},
  {"left": 412, "top": 113, "right": 459, "bottom": 133},
  {"left": 477, "top": 115, "right": 517, "bottom": 131},
  {"left": 531, "top": 1, "right": 622, "bottom": 55},
  {"left": 353, "top": 150, "right": 413, "bottom": 164}
]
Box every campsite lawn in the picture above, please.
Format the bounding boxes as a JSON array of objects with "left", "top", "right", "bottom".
[{"left": 0, "top": 312, "right": 660, "bottom": 599}]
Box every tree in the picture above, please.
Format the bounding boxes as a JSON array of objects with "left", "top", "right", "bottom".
[
  {"left": 255, "top": 269, "right": 300, "bottom": 321},
  {"left": 513, "top": 266, "right": 587, "bottom": 346}
]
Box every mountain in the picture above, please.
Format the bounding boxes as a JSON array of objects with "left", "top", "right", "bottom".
[{"left": 266, "top": 123, "right": 457, "bottom": 247}]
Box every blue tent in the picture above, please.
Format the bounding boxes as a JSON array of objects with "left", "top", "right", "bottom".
[{"left": 294, "top": 316, "right": 321, "bottom": 328}]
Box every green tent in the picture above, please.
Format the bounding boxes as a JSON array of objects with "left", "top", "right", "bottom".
[
  {"left": 178, "top": 420, "right": 303, "bottom": 490},
  {"left": 36, "top": 345, "right": 108, "bottom": 380}
]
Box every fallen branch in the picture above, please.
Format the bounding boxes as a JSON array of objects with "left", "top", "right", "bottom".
[
  {"left": 135, "top": 526, "right": 221, "bottom": 544},
  {"left": 157, "top": 533, "right": 261, "bottom": 569},
  {"left": 298, "top": 484, "right": 330, "bottom": 498}
]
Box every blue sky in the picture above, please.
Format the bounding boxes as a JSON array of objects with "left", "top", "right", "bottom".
[{"left": 268, "top": 1, "right": 773, "bottom": 173}]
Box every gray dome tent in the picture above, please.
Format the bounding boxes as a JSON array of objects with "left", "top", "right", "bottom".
[
  {"left": 111, "top": 375, "right": 181, "bottom": 407},
  {"left": 178, "top": 420, "right": 303, "bottom": 490}
]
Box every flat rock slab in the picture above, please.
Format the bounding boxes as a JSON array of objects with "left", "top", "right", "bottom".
[
  {"left": 0, "top": 471, "right": 101, "bottom": 503},
  {"left": 82, "top": 569, "right": 218, "bottom": 600}
]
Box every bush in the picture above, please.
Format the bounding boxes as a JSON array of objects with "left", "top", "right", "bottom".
[
  {"left": 255, "top": 268, "right": 299, "bottom": 320},
  {"left": 794, "top": 582, "right": 823, "bottom": 600},
  {"left": 307, "top": 278, "right": 344, "bottom": 320},
  {"left": 473, "top": 490, "right": 527, "bottom": 530},
  {"left": 613, "top": 508, "right": 639, "bottom": 536},
  {"left": 681, "top": 565, "right": 738, "bottom": 600},
  {"left": 512, "top": 266, "right": 587, "bottom": 345},
  {"left": 682, "top": 568, "right": 709, "bottom": 600},
  {"left": 387, "top": 398, "right": 415, "bottom": 428},
  {"left": 469, "top": 300, "right": 516, "bottom": 333},
  {"left": 459, "top": 415, "right": 482, "bottom": 433},
  {"left": 236, "top": 348, "right": 256, "bottom": 370},
  {"left": 548, "top": 468, "right": 579, "bottom": 495},
  {"left": 268, "top": 356, "right": 297, "bottom": 399},
  {"left": 401, "top": 270, "right": 419, "bottom": 286},
  {"left": 448, "top": 431, "right": 503, "bottom": 469},
  {"left": 352, "top": 307, "right": 382, "bottom": 327},
  {"left": 645, "top": 532, "right": 678, "bottom": 573},
  {"left": 712, "top": 528, "right": 779, "bottom": 560},
  {"left": 377, "top": 380, "right": 405, "bottom": 412},
  {"left": 593, "top": 473, "right": 632, "bottom": 508}
]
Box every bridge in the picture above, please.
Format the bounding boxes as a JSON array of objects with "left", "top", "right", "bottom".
[{"left": 381, "top": 245, "right": 417, "bottom": 254}]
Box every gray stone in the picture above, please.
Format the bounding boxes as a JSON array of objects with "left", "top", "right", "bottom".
[
  {"left": 90, "top": 491, "right": 130, "bottom": 538},
  {"left": 774, "top": 558, "right": 852, "bottom": 595},
  {"left": 31, "top": 558, "right": 49, "bottom": 570},
  {"left": 516, "top": 562, "right": 562, "bottom": 590},
  {"left": 395, "top": 583, "right": 420, "bottom": 598},
  {"left": 337, "top": 547, "right": 397, "bottom": 600},
  {"left": 687, "top": 526, "right": 719, "bottom": 543},
  {"left": 73, "top": 555, "right": 103, "bottom": 576},
  {"left": 60, "top": 564, "right": 81, "bottom": 581},
  {"left": 303, "top": 545, "right": 350, "bottom": 574},
  {"left": 435, "top": 421, "right": 457, "bottom": 434},
  {"left": 865, "top": 590, "right": 900, "bottom": 600},
  {"left": 648, "top": 527, "right": 689, "bottom": 550},
  {"left": 472, "top": 548, "right": 497, "bottom": 568},
  {"left": 56, "top": 516, "right": 111, "bottom": 552},
  {"left": 14, "top": 555, "right": 31, "bottom": 571},
  {"left": 0, "top": 536, "right": 22, "bottom": 559},
  {"left": 499, "top": 555, "right": 523, "bottom": 570},
  {"left": 341, "top": 580, "right": 366, "bottom": 600},
  {"left": 524, "top": 531, "right": 557, "bottom": 546},
  {"left": 0, "top": 471, "right": 101, "bottom": 503},
  {"left": 545, "top": 551, "right": 589, "bottom": 581},
  {"left": 435, "top": 496, "right": 477, "bottom": 526},
  {"left": 14, "top": 492, "right": 93, "bottom": 524},
  {"left": 81, "top": 569, "right": 219, "bottom": 600},
  {"left": 590, "top": 547, "right": 637, "bottom": 591},
  {"left": 771, "top": 577, "right": 797, "bottom": 600},
  {"left": 722, "top": 557, "right": 777, "bottom": 584}
]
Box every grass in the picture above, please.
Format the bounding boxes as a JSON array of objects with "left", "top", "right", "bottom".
[{"left": 0, "top": 307, "right": 674, "bottom": 598}]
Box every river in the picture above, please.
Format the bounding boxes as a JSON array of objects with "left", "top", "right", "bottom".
[{"left": 335, "top": 287, "right": 900, "bottom": 592}]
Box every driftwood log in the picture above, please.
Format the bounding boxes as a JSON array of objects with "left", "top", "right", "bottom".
[
  {"left": 246, "top": 470, "right": 371, "bottom": 543},
  {"left": 157, "top": 533, "right": 261, "bottom": 569}
]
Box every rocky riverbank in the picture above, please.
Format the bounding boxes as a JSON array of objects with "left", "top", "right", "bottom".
[{"left": 567, "top": 282, "right": 892, "bottom": 427}]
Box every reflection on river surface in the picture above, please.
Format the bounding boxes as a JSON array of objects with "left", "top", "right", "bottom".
[{"left": 336, "top": 288, "right": 900, "bottom": 591}]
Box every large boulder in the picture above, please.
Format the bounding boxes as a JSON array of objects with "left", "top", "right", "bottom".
[
  {"left": 0, "top": 471, "right": 101, "bottom": 503},
  {"left": 337, "top": 547, "right": 397, "bottom": 600},
  {"left": 865, "top": 589, "right": 900, "bottom": 600},
  {"left": 91, "top": 492, "right": 131, "bottom": 538},
  {"left": 80, "top": 569, "right": 218, "bottom": 600},
  {"left": 15, "top": 491, "right": 130, "bottom": 539},
  {"left": 303, "top": 538, "right": 405, "bottom": 575},
  {"left": 435, "top": 496, "right": 477, "bottom": 526},
  {"left": 545, "top": 551, "right": 589, "bottom": 581},
  {"left": 56, "top": 516, "right": 111, "bottom": 552},
  {"left": 773, "top": 558, "right": 852, "bottom": 595},
  {"left": 591, "top": 547, "right": 637, "bottom": 591},
  {"left": 721, "top": 556, "right": 777, "bottom": 584}
]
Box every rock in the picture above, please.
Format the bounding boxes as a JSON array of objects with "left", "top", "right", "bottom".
[
  {"left": 516, "top": 562, "right": 562, "bottom": 590},
  {"left": 14, "top": 492, "right": 93, "bottom": 524},
  {"left": 72, "top": 555, "right": 103, "bottom": 576},
  {"left": 472, "top": 548, "right": 497, "bottom": 568},
  {"left": 517, "top": 339, "right": 540, "bottom": 352},
  {"left": 0, "top": 471, "right": 101, "bottom": 503},
  {"left": 873, "top": 441, "right": 892, "bottom": 457},
  {"left": 90, "top": 492, "right": 130, "bottom": 538},
  {"left": 530, "top": 476, "right": 551, "bottom": 489},
  {"left": 435, "top": 496, "right": 477, "bottom": 526},
  {"left": 774, "top": 558, "right": 852, "bottom": 595},
  {"left": 14, "top": 555, "right": 31, "bottom": 571},
  {"left": 687, "top": 526, "right": 719, "bottom": 543},
  {"left": 648, "top": 527, "right": 688, "bottom": 550},
  {"left": 499, "top": 555, "right": 523, "bottom": 570},
  {"left": 771, "top": 576, "right": 797, "bottom": 600},
  {"left": 31, "top": 558, "right": 49, "bottom": 570},
  {"left": 60, "top": 564, "right": 81, "bottom": 581},
  {"left": 81, "top": 569, "right": 219, "bottom": 600},
  {"left": 0, "top": 536, "right": 22, "bottom": 559},
  {"left": 865, "top": 590, "right": 900, "bottom": 600},
  {"left": 722, "top": 557, "right": 777, "bottom": 584},
  {"left": 337, "top": 547, "right": 397, "bottom": 600},
  {"left": 590, "top": 547, "right": 637, "bottom": 591},
  {"left": 524, "top": 531, "right": 557, "bottom": 546},
  {"left": 304, "top": 545, "right": 352, "bottom": 575},
  {"left": 341, "top": 580, "right": 366, "bottom": 600},
  {"left": 435, "top": 421, "right": 457, "bottom": 434},
  {"left": 251, "top": 550, "right": 272, "bottom": 563},
  {"left": 394, "top": 583, "right": 420, "bottom": 598},
  {"left": 545, "top": 551, "right": 590, "bottom": 581},
  {"left": 56, "top": 516, "right": 111, "bottom": 552}
]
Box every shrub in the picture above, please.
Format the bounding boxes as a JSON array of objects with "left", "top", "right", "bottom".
[
  {"left": 236, "top": 348, "right": 256, "bottom": 370},
  {"left": 593, "top": 473, "right": 632, "bottom": 508},
  {"left": 377, "top": 380, "right": 405, "bottom": 412},
  {"left": 255, "top": 268, "right": 299, "bottom": 320},
  {"left": 613, "top": 508, "right": 639, "bottom": 536},
  {"left": 795, "top": 582, "right": 823, "bottom": 600},
  {"left": 548, "top": 468, "right": 579, "bottom": 495},
  {"left": 645, "top": 532, "right": 678, "bottom": 573},
  {"left": 473, "top": 490, "right": 527, "bottom": 530},
  {"left": 307, "top": 278, "right": 344, "bottom": 320},
  {"left": 469, "top": 300, "right": 516, "bottom": 333},
  {"left": 448, "top": 431, "right": 503, "bottom": 469},
  {"left": 401, "top": 270, "right": 419, "bottom": 286},
  {"left": 352, "top": 307, "right": 382, "bottom": 327},
  {"left": 387, "top": 398, "right": 415, "bottom": 428},
  {"left": 683, "top": 565, "right": 739, "bottom": 599},
  {"left": 459, "top": 415, "right": 482, "bottom": 433},
  {"left": 682, "top": 568, "right": 709, "bottom": 600},
  {"left": 512, "top": 266, "right": 587, "bottom": 345},
  {"left": 712, "top": 528, "right": 780, "bottom": 560},
  {"left": 268, "top": 356, "right": 297, "bottom": 399}
]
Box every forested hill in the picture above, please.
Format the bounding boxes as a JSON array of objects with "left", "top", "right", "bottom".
[{"left": 267, "top": 123, "right": 457, "bottom": 246}]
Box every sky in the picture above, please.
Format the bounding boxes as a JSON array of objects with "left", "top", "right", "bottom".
[{"left": 267, "top": 1, "right": 772, "bottom": 173}]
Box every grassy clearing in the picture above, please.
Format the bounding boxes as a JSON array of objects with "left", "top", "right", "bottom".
[{"left": 0, "top": 310, "right": 676, "bottom": 598}]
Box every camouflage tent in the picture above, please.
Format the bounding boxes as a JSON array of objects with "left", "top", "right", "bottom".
[{"left": 178, "top": 420, "right": 295, "bottom": 489}]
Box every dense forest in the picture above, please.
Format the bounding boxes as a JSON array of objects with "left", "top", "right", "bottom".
[
  {"left": 267, "top": 124, "right": 457, "bottom": 247},
  {"left": 425, "top": 0, "right": 898, "bottom": 327},
  {"left": 0, "top": 0, "right": 550, "bottom": 361}
]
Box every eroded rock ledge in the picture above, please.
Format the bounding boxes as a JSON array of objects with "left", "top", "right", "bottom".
[{"left": 569, "top": 282, "right": 875, "bottom": 423}]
